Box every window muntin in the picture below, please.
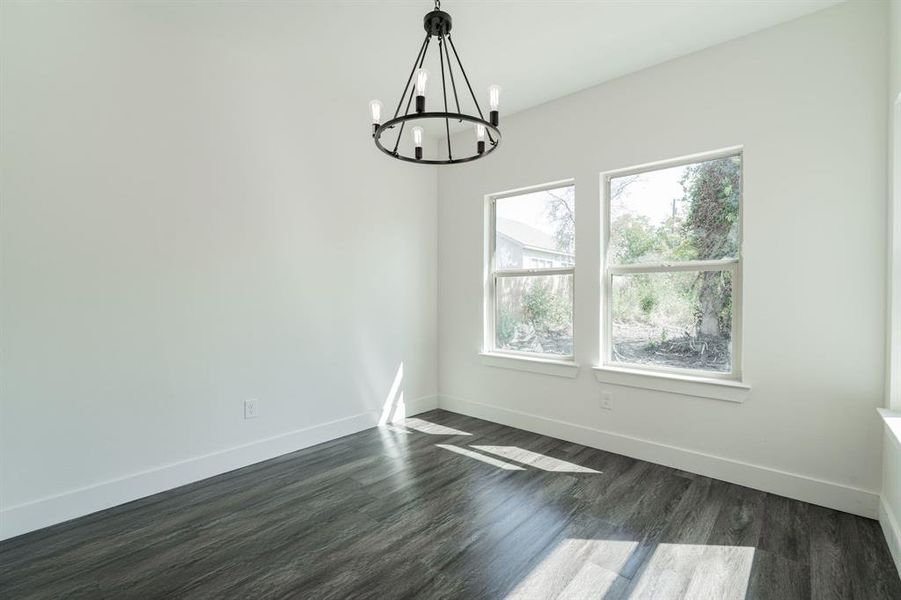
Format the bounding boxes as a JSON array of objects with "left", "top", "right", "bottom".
[
  {"left": 604, "top": 151, "right": 742, "bottom": 377},
  {"left": 488, "top": 183, "right": 575, "bottom": 359}
]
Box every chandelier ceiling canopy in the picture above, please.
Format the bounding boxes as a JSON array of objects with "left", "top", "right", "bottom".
[{"left": 369, "top": 0, "right": 502, "bottom": 165}]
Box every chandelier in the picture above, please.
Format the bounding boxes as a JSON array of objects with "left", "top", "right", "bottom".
[{"left": 369, "top": 0, "right": 502, "bottom": 165}]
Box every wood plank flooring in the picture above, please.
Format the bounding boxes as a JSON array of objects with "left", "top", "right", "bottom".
[{"left": 1, "top": 409, "right": 899, "bottom": 599}]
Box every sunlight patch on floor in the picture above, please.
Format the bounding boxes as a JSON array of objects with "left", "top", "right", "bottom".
[
  {"left": 628, "top": 543, "right": 755, "bottom": 599},
  {"left": 382, "top": 424, "right": 413, "bottom": 435},
  {"left": 436, "top": 444, "right": 525, "bottom": 470},
  {"left": 506, "top": 539, "right": 754, "bottom": 600},
  {"left": 472, "top": 445, "right": 599, "bottom": 473},
  {"left": 505, "top": 539, "right": 637, "bottom": 599},
  {"left": 404, "top": 418, "right": 471, "bottom": 436}
]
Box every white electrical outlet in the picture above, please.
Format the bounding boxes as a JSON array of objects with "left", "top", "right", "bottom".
[
  {"left": 600, "top": 391, "right": 614, "bottom": 411},
  {"left": 244, "top": 399, "right": 259, "bottom": 419}
]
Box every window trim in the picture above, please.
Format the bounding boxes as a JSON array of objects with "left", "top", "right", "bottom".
[
  {"left": 480, "top": 351, "right": 580, "bottom": 379},
  {"left": 592, "top": 364, "right": 750, "bottom": 403},
  {"left": 600, "top": 147, "right": 744, "bottom": 381},
  {"left": 484, "top": 179, "right": 577, "bottom": 362}
]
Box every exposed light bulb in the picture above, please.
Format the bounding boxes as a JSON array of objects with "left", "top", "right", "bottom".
[
  {"left": 369, "top": 99, "right": 383, "bottom": 125},
  {"left": 415, "top": 69, "right": 430, "bottom": 96},
  {"left": 475, "top": 123, "right": 486, "bottom": 155},
  {"left": 414, "top": 69, "right": 430, "bottom": 113},
  {"left": 488, "top": 85, "right": 502, "bottom": 110},
  {"left": 488, "top": 85, "right": 501, "bottom": 126},
  {"left": 412, "top": 125, "right": 424, "bottom": 160}
]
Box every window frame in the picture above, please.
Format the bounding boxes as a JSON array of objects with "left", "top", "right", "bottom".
[
  {"left": 601, "top": 147, "right": 743, "bottom": 381},
  {"left": 484, "top": 179, "right": 577, "bottom": 362}
]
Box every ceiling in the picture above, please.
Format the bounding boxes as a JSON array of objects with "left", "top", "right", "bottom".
[
  {"left": 350, "top": 0, "right": 842, "bottom": 117},
  {"left": 163, "top": 0, "right": 841, "bottom": 130}
]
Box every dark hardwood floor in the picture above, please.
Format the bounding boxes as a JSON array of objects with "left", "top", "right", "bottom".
[{"left": 1, "top": 409, "right": 899, "bottom": 599}]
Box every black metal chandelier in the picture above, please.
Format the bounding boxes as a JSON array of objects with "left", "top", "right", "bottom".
[{"left": 369, "top": 0, "right": 501, "bottom": 165}]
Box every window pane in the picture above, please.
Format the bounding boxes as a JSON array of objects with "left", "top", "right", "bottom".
[
  {"left": 496, "top": 274, "right": 573, "bottom": 355},
  {"left": 495, "top": 185, "right": 575, "bottom": 269},
  {"left": 611, "top": 270, "right": 732, "bottom": 372},
  {"left": 609, "top": 155, "right": 740, "bottom": 265}
]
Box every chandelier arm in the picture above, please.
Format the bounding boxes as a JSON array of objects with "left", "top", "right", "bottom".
[
  {"left": 438, "top": 36, "right": 452, "bottom": 159},
  {"left": 393, "top": 35, "right": 432, "bottom": 154},
  {"left": 443, "top": 37, "right": 462, "bottom": 122},
  {"left": 446, "top": 35, "right": 495, "bottom": 144},
  {"left": 393, "top": 33, "right": 430, "bottom": 120}
]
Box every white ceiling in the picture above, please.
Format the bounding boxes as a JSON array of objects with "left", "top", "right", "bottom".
[
  {"left": 170, "top": 0, "right": 841, "bottom": 127},
  {"left": 354, "top": 0, "right": 842, "bottom": 117}
]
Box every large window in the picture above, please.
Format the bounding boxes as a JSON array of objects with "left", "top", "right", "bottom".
[
  {"left": 486, "top": 182, "right": 575, "bottom": 359},
  {"left": 603, "top": 150, "right": 742, "bottom": 377}
]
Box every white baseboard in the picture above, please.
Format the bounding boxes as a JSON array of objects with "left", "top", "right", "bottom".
[
  {"left": 0, "top": 392, "right": 876, "bottom": 542},
  {"left": 0, "top": 409, "right": 385, "bottom": 541},
  {"left": 880, "top": 495, "right": 901, "bottom": 577},
  {"left": 438, "top": 395, "right": 879, "bottom": 519}
]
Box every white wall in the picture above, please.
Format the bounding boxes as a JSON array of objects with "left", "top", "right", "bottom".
[
  {"left": 438, "top": 0, "right": 888, "bottom": 517},
  {"left": 888, "top": 0, "right": 901, "bottom": 412},
  {"left": 881, "top": 0, "right": 901, "bottom": 575},
  {"left": 0, "top": 2, "right": 437, "bottom": 539},
  {"left": 893, "top": 0, "right": 901, "bottom": 105}
]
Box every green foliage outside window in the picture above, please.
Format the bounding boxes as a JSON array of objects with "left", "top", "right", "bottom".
[{"left": 523, "top": 280, "right": 571, "bottom": 330}]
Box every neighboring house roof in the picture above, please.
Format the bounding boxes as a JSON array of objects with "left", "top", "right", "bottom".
[{"left": 496, "top": 217, "right": 559, "bottom": 252}]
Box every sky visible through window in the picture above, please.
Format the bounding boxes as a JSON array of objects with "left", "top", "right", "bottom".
[
  {"left": 611, "top": 164, "right": 686, "bottom": 226},
  {"left": 495, "top": 172, "right": 687, "bottom": 250},
  {"left": 496, "top": 188, "right": 569, "bottom": 244}
]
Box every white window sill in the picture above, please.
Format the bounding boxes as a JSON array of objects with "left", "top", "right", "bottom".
[
  {"left": 879, "top": 408, "right": 901, "bottom": 448},
  {"left": 479, "top": 352, "right": 580, "bottom": 378},
  {"left": 592, "top": 365, "right": 750, "bottom": 403}
]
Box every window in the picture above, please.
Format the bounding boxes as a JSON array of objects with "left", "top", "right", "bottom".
[
  {"left": 486, "top": 182, "right": 575, "bottom": 359},
  {"left": 603, "top": 150, "right": 742, "bottom": 378}
]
